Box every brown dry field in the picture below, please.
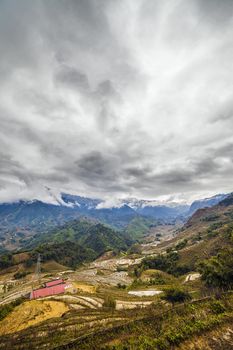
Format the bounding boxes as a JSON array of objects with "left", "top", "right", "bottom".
[{"left": 0, "top": 300, "right": 69, "bottom": 335}]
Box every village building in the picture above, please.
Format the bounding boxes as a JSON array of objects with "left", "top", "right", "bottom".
[
  {"left": 30, "top": 278, "right": 71, "bottom": 300},
  {"left": 45, "top": 279, "right": 64, "bottom": 288}
]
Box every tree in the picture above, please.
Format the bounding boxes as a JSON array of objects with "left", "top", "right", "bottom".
[
  {"left": 198, "top": 248, "right": 233, "bottom": 289},
  {"left": 161, "top": 288, "right": 191, "bottom": 304}
]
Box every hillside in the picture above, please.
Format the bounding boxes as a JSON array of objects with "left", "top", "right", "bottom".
[
  {"left": 0, "top": 220, "right": 133, "bottom": 271},
  {"left": 27, "top": 219, "right": 133, "bottom": 254},
  {"left": 139, "top": 194, "right": 233, "bottom": 278},
  {"left": 124, "top": 216, "right": 157, "bottom": 240}
]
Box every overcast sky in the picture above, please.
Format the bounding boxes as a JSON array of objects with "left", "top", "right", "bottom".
[{"left": 0, "top": 0, "right": 233, "bottom": 204}]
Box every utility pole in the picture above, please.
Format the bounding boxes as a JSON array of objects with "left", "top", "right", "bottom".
[
  {"left": 35, "top": 253, "right": 41, "bottom": 283},
  {"left": 32, "top": 253, "right": 42, "bottom": 290}
]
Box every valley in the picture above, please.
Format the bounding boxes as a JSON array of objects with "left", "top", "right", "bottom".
[
  {"left": 0, "top": 193, "right": 233, "bottom": 349},
  {"left": 0, "top": 192, "right": 225, "bottom": 251}
]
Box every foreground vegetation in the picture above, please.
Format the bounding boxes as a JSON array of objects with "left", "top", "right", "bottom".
[
  {"left": 72, "top": 294, "right": 233, "bottom": 350},
  {"left": 1, "top": 292, "right": 231, "bottom": 350}
]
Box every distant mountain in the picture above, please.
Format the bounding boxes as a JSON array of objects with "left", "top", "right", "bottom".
[
  {"left": 219, "top": 192, "right": 233, "bottom": 207},
  {"left": 188, "top": 193, "right": 228, "bottom": 215},
  {"left": 136, "top": 204, "right": 189, "bottom": 220},
  {"left": 0, "top": 197, "right": 138, "bottom": 250},
  {"left": 0, "top": 200, "right": 83, "bottom": 250},
  {"left": 0, "top": 191, "right": 231, "bottom": 251},
  {"left": 0, "top": 199, "right": 79, "bottom": 229},
  {"left": 0, "top": 194, "right": 180, "bottom": 250},
  {"left": 61, "top": 193, "right": 101, "bottom": 209},
  {"left": 61, "top": 193, "right": 189, "bottom": 222}
]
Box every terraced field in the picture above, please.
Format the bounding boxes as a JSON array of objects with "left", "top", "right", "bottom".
[
  {"left": 2, "top": 293, "right": 230, "bottom": 350},
  {"left": 0, "top": 300, "right": 69, "bottom": 335},
  {"left": 0, "top": 307, "right": 132, "bottom": 349}
]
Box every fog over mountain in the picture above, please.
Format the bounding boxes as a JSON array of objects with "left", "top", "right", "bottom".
[{"left": 0, "top": 0, "right": 233, "bottom": 204}]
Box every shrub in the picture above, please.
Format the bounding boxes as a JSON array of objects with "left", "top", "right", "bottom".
[
  {"left": 162, "top": 288, "right": 191, "bottom": 304},
  {"left": 103, "top": 295, "right": 116, "bottom": 309},
  {"left": 0, "top": 253, "right": 14, "bottom": 269},
  {"left": 210, "top": 301, "right": 226, "bottom": 314},
  {"left": 140, "top": 252, "right": 191, "bottom": 277},
  {"left": 133, "top": 266, "right": 143, "bottom": 278},
  {"left": 191, "top": 232, "right": 202, "bottom": 243},
  {"left": 198, "top": 248, "right": 233, "bottom": 288},
  {"left": 149, "top": 275, "right": 166, "bottom": 285},
  {"left": 202, "top": 214, "right": 220, "bottom": 222},
  {"left": 0, "top": 298, "right": 24, "bottom": 321},
  {"left": 14, "top": 271, "right": 29, "bottom": 279},
  {"left": 117, "top": 283, "right": 126, "bottom": 289},
  {"left": 127, "top": 244, "right": 142, "bottom": 255},
  {"left": 175, "top": 239, "right": 188, "bottom": 250},
  {"left": 116, "top": 266, "right": 128, "bottom": 272}
]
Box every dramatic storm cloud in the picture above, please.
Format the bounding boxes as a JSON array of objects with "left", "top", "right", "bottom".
[{"left": 0, "top": 0, "right": 233, "bottom": 203}]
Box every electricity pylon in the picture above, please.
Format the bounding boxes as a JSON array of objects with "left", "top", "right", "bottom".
[{"left": 32, "top": 254, "right": 41, "bottom": 289}]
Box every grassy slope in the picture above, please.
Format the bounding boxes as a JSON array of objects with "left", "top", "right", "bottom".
[
  {"left": 124, "top": 216, "right": 157, "bottom": 240},
  {"left": 151, "top": 199, "right": 233, "bottom": 272},
  {"left": 0, "top": 300, "right": 69, "bottom": 336},
  {"left": 0, "top": 293, "right": 232, "bottom": 349}
]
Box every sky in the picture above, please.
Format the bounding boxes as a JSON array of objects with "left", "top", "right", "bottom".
[{"left": 0, "top": 0, "right": 233, "bottom": 204}]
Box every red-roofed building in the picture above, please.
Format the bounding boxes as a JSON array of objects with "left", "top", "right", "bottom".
[
  {"left": 30, "top": 283, "right": 66, "bottom": 299},
  {"left": 45, "top": 279, "right": 64, "bottom": 288}
]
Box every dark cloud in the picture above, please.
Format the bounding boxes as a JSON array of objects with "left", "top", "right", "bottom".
[
  {"left": 96, "top": 80, "right": 118, "bottom": 98},
  {"left": 55, "top": 65, "right": 90, "bottom": 91},
  {"left": 196, "top": 0, "right": 233, "bottom": 24},
  {"left": 76, "top": 151, "right": 114, "bottom": 177}
]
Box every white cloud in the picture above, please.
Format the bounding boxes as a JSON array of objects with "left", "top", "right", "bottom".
[{"left": 0, "top": 0, "right": 233, "bottom": 203}]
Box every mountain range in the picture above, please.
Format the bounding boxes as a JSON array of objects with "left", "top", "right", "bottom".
[{"left": 0, "top": 191, "right": 229, "bottom": 251}]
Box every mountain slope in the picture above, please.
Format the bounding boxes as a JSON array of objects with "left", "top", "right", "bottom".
[
  {"left": 149, "top": 193, "right": 233, "bottom": 273},
  {"left": 27, "top": 219, "right": 133, "bottom": 254},
  {"left": 125, "top": 216, "right": 157, "bottom": 240},
  {"left": 188, "top": 193, "right": 228, "bottom": 215},
  {"left": 0, "top": 219, "right": 133, "bottom": 270}
]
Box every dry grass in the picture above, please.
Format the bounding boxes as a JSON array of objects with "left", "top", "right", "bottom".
[
  {"left": 0, "top": 300, "right": 69, "bottom": 335},
  {"left": 73, "top": 282, "right": 96, "bottom": 294},
  {"left": 141, "top": 269, "right": 175, "bottom": 279},
  {"left": 12, "top": 253, "right": 30, "bottom": 264},
  {"left": 42, "top": 261, "right": 68, "bottom": 272}
]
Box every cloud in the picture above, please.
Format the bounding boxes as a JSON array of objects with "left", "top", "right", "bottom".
[
  {"left": 0, "top": 0, "right": 233, "bottom": 203},
  {"left": 55, "top": 65, "right": 90, "bottom": 91}
]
